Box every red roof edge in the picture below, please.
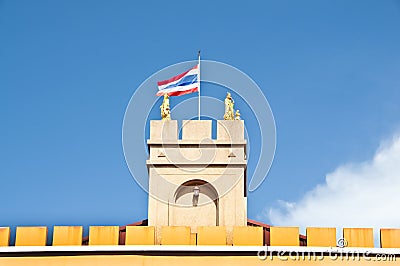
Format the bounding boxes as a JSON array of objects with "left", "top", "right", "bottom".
[{"left": 247, "top": 218, "right": 271, "bottom": 228}]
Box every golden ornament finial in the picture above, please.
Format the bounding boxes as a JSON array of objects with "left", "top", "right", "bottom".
[
  {"left": 160, "top": 94, "right": 171, "bottom": 120},
  {"left": 224, "top": 92, "right": 235, "bottom": 120},
  {"left": 235, "top": 109, "right": 241, "bottom": 120}
]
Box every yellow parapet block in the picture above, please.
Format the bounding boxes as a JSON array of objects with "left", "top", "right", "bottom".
[
  {"left": 270, "top": 227, "right": 299, "bottom": 246},
  {"left": 380, "top": 228, "right": 400, "bottom": 248},
  {"left": 306, "top": 227, "right": 336, "bottom": 247},
  {"left": 161, "top": 226, "right": 191, "bottom": 245},
  {"left": 52, "top": 226, "right": 83, "bottom": 246},
  {"left": 89, "top": 226, "right": 119, "bottom": 245},
  {"left": 197, "top": 226, "right": 226, "bottom": 245},
  {"left": 233, "top": 226, "right": 263, "bottom": 246},
  {"left": 125, "top": 226, "right": 155, "bottom": 245},
  {"left": 343, "top": 228, "right": 374, "bottom": 248},
  {"left": 0, "top": 227, "right": 10, "bottom": 246},
  {"left": 15, "top": 226, "right": 47, "bottom": 246},
  {"left": 190, "top": 233, "right": 197, "bottom": 245}
]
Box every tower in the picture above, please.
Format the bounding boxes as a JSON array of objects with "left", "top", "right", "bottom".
[{"left": 147, "top": 120, "right": 247, "bottom": 244}]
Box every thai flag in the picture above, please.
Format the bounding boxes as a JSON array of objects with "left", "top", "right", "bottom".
[{"left": 156, "top": 64, "right": 199, "bottom": 96}]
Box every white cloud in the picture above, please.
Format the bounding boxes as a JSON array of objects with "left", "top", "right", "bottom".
[{"left": 265, "top": 134, "right": 400, "bottom": 244}]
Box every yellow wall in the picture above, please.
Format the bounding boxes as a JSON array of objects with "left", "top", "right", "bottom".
[
  {"left": 0, "top": 227, "right": 10, "bottom": 246},
  {"left": 270, "top": 227, "right": 299, "bottom": 246},
  {"left": 1, "top": 225, "right": 399, "bottom": 248},
  {"left": 197, "top": 226, "right": 226, "bottom": 245},
  {"left": 52, "top": 226, "right": 83, "bottom": 246},
  {"left": 343, "top": 228, "right": 374, "bottom": 248},
  {"left": 233, "top": 226, "right": 263, "bottom": 246},
  {"left": 0, "top": 255, "right": 396, "bottom": 266},
  {"left": 161, "top": 226, "right": 192, "bottom": 245},
  {"left": 306, "top": 227, "right": 336, "bottom": 247},
  {"left": 125, "top": 226, "right": 155, "bottom": 245},
  {"left": 190, "top": 233, "right": 197, "bottom": 245},
  {"left": 380, "top": 229, "right": 400, "bottom": 248},
  {"left": 15, "top": 227, "right": 47, "bottom": 246},
  {"left": 0, "top": 225, "right": 399, "bottom": 265},
  {"left": 89, "top": 226, "right": 119, "bottom": 245}
]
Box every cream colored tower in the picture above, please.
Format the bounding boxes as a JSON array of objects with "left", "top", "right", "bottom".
[{"left": 147, "top": 120, "right": 247, "bottom": 244}]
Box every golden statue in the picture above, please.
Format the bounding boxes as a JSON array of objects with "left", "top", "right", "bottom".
[
  {"left": 224, "top": 92, "right": 235, "bottom": 120},
  {"left": 235, "top": 110, "right": 241, "bottom": 120},
  {"left": 160, "top": 94, "right": 171, "bottom": 120}
]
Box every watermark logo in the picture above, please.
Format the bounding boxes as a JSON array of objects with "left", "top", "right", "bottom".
[
  {"left": 337, "top": 238, "right": 348, "bottom": 248},
  {"left": 122, "top": 60, "right": 276, "bottom": 203},
  {"left": 257, "top": 249, "right": 397, "bottom": 262},
  {"left": 257, "top": 239, "right": 397, "bottom": 262}
]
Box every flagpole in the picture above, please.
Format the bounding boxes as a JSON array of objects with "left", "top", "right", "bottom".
[{"left": 198, "top": 50, "right": 201, "bottom": 120}]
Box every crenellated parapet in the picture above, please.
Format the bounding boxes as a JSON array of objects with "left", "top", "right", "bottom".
[
  {"left": 147, "top": 120, "right": 246, "bottom": 165},
  {"left": 147, "top": 120, "right": 245, "bottom": 142},
  {"left": 1, "top": 225, "right": 400, "bottom": 248}
]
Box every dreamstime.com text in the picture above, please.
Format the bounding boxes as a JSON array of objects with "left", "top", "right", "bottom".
[{"left": 257, "top": 250, "right": 397, "bottom": 262}]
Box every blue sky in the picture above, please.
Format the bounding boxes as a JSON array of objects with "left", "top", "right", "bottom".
[{"left": 1, "top": 0, "right": 400, "bottom": 243}]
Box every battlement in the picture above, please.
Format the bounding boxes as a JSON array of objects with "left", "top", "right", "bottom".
[
  {"left": 1, "top": 225, "right": 400, "bottom": 248},
  {"left": 1, "top": 223, "right": 400, "bottom": 266},
  {"left": 148, "top": 120, "right": 245, "bottom": 143}
]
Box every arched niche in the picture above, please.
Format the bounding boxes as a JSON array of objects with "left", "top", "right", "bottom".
[{"left": 172, "top": 179, "right": 219, "bottom": 226}]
